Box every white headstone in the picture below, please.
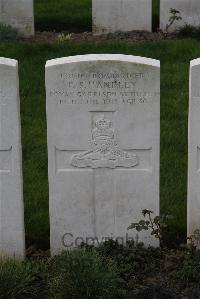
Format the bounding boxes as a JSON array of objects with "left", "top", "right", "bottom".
[
  {"left": 0, "top": 0, "right": 34, "bottom": 37},
  {"left": 188, "top": 58, "right": 200, "bottom": 237},
  {"left": 160, "top": 0, "right": 200, "bottom": 32},
  {"left": 92, "top": 0, "right": 152, "bottom": 35},
  {"left": 46, "top": 54, "right": 160, "bottom": 255},
  {"left": 0, "top": 58, "right": 25, "bottom": 259}
]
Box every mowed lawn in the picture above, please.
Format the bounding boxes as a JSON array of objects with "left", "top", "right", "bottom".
[{"left": 1, "top": 39, "right": 198, "bottom": 247}]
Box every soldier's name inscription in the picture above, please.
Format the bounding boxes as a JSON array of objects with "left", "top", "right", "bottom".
[{"left": 49, "top": 71, "right": 158, "bottom": 106}]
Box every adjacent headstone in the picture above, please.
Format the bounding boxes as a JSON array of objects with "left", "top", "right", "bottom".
[
  {"left": 92, "top": 0, "right": 152, "bottom": 35},
  {"left": 188, "top": 59, "right": 200, "bottom": 237},
  {"left": 46, "top": 54, "right": 160, "bottom": 255},
  {"left": 160, "top": 0, "right": 200, "bottom": 32},
  {"left": 0, "top": 0, "right": 34, "bottom": 37},
  {"left": 0, "top": 58, "right": 25, "bottom": 259}
]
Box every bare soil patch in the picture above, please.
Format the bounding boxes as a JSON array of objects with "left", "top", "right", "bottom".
[{"left": 25, "top": 30, "right": 176, "bottom": 44}]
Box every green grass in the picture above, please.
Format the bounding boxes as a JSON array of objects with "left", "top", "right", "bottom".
[
  {"left": 49, "top": 248, "right": 121, "bottom": 299},
  {"left": 1, "top": 241, "right": 200, "bottom": 298},
  {"left": 34, "top": 0, "right": 160, "bottom": 32},
  {"left": 0, "top": 38, "right": 197, "bottom": 246},
  {"left": 0, "top": 258, "right": 47, "bottom": 298}
]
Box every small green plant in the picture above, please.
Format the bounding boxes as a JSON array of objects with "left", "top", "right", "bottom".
[
  {"left": 178, "top": 24, "right": 200, "bottom": 38},
  {"left": 159, "top": 8, "right": 182, "bottom": 38},
  {"left": 0, "top": 23, "right": 20, "bottom": 41},
  {"left": 128, "top": 209, "right": 172, "bottom": 247},
  {"left": 48, "top": 248, "right": 122, "bottom": 299},
  {"left": 166, "top": 8, "right": 182, "bottom": 33},
  {"left": 57, "top": 33, "right": 72, "bottom": 42},
  {"left": 97, "top": 239, "right": 162, "bottom": 289}
]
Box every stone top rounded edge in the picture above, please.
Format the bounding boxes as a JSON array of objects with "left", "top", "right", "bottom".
[
  {"left": 46, "top": 54, "right": 160, "bottom": 68},
  {"left": 190, "top": 58, "right": 200, "bottom": 68},
  {"left": 0, "top": 57, "right": 17, "bottom": 67}
]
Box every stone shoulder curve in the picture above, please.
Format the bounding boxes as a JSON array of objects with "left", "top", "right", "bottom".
[
  {"left": 0, "top": 57, "right": 17, "bottom": 67},
  {"left": 46, "top": 54, "right": 160, "bottom": 69},
  {"left": 190, "top": 58, "right": 200, "bottom": 68}
]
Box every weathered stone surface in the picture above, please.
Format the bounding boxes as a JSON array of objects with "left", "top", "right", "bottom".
[
  {"left": 0, "top": 58, "right": 25, "bottom": 259},
  {"left": 46, "top": 54, "right": 160, "bottom": 255},
  {"left": 92, "top": 0, "right": 152, "bottom": 35},
  {"left": 160, "top": 0, "right": 200, "bottom": 32},
  {"left": 0, "top": 0, "right": 34, "bottom": 36},
  {"left": 188, "top": 58, "right": 200, "bottom": 237}
]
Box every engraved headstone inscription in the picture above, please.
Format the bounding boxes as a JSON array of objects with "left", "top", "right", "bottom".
[
  {"left": 0, "top": 0, "right": 34, "bottom": 37},
  {"left": 92, "top": 0, "right": 152, "bottom": 35},
  {"left": 188, "top": 59, "right": 200, "bottom": 237},
  {"left": 46, "top": 54, "right": 160, "bottom": 255},
  {"left": 0, "top": 58, "right": 25, "bottom": 259},
  {"left": 160, "top": 0, "right": 200, "bottom": 32}
]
